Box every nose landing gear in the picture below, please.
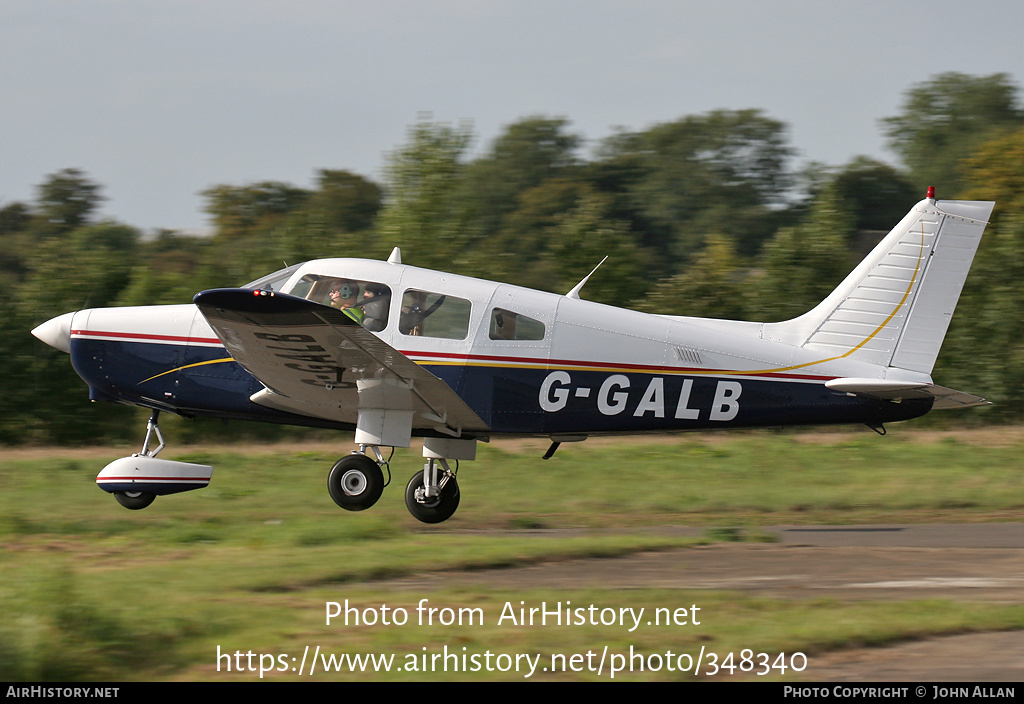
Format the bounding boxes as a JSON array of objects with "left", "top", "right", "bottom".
[
  {"left": 98, "top": 411, "right": 213, "bottom": 510},
  {"left": 110, "top": 410, "right": 164, "bottom": 511}
]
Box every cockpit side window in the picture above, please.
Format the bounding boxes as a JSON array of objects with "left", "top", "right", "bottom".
[
  {"left": 489, "top": 308, "right": 545, "bottom": 340},
  {"left": 292, "top": 274, "right": 392, "bottom": 331},
  {"left": 400, "top": 289, "right": 471, "bottom": 339}
]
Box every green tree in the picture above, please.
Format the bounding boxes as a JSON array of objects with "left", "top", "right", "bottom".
[
  {"left": 32, "top": 168, "right": 105, "bottom": 237},
  {"left": 539, "top": 193, "right": 646, "bottom": 306},
  {"left": 305, "top": 169, "right": 382, "bottom": 234},
  {"left": 20, "top": 221, "right": 141, "bottom": 443},
  {"left": 0, "top": 309, "right": 36, "bottom": 442},
  {"left": 638, "top": 234, "right": 749, "bottom": 320},
  {"left": 829, "top": 157, "right": 919, "bottom": 234},
  {"left": 881, "top": 72, "right": 1024, "bottom": 195},
  {"left": 935, "top": 215, "right": 1024, "bottom": 418},
  {"left": 959, "top": 123, "right": 1024, "bottom": 220},
  {"left": 936, "top": 124, "right": 1024, "bottom": 417},
  {"left": 465, "top": 178, "right": 597, "bottom": 285},
  {"left": 0, "top": 202, "right": 31, "bottom": 236},
  {"left": 202, "top": 181, "right": 311, "bottom": 240},
  {"left": 595, "top": 109, "right": 794, "bottom": 261},
  {"left": 0, "top": 202, "right": 33, "bottom": 281},
  {"left": 751, "top": 184, "right": 856, "bottom": 321},
  {"left": 376, "top": 118, "right": 475, "bottom": 268},
  {"left": 246, "top": 170, "right": 385, "bottom": 269},
  {"left": 22, "top": 221, "right": 139, "bottom": 319},
  {"left": 458, "top": 116, "right": 582, "bottom": 241},
  {"left": 116, "top": 231, "right": 209, "bottom": 307}
]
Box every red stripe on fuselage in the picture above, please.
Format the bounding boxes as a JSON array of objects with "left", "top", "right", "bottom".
[
  {"left": 70, "top": 329, "right": 223, "bottom": 346},
  {"left": 70, "top": 329, "right": 835, "bottom": 382}
]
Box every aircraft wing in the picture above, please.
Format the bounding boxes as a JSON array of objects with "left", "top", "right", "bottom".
[
  {"left": 824, "top": 378, "right": 990, "bottom": 410},
  {"left": 193, "top": 289, "right": 489, "bottom": 438}
]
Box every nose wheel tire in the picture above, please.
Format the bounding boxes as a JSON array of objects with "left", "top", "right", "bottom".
[
  {"left": 114, "top": 491, "right": 156, "bottom": 510},
  {"left": 405, "top": 471, "right": 460, "bottom": 524},
  {"left": 328, "top": 455, "right": 384, "bottom": 511}
]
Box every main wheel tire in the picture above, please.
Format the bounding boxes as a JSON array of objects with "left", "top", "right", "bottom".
[
  {"left": 328, "top": 455, "right": 384, "bottom": 511},
  {"left": 404, "top": 470, "right": 460, "bottom": 524},
  {"left": 114, "top": 491, "right": 156, "bottom": 510}
]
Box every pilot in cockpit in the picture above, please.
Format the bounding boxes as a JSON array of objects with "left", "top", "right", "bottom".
[{"left": 328, "top": 280, "right": 365, "bottom": 324}]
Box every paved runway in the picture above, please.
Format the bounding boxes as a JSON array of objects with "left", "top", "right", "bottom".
[{"left": 376, "top": 523, "right": 1024, "bottom": 680}]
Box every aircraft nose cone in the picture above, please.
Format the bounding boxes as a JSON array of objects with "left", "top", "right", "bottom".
[{"left": 31, "top": 311, "right": 76, "bottom": 353}]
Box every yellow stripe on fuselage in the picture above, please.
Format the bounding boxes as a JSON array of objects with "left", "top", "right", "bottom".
[{"left": 139, "top": 357, "right": 235, "bottom": 384}]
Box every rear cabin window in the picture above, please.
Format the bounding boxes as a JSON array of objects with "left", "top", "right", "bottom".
[
  {"left": 400, "top": 289, "right": 472, "bottom": 339},
  {"left": 489, "top": 308, "right": 545, "bottom": 340},
  {"left": 291, "top": 275, "right": 392, "bottom": 332}
]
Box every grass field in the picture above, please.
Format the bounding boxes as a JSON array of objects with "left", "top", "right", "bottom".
[{"left": 2, "top": 426, "right": 1023, "bottom": 681}]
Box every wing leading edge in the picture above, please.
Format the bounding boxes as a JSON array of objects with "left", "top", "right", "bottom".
[{"left": 194, "top": 289, "right": 489, "bottom": 442}]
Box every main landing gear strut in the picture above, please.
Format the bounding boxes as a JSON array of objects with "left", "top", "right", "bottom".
[
  {"left": 327, "top": 438, "right": 473, "bottom": 524},
  {"left": 405, "top": 457, "right": 460, "bottom": 524}
]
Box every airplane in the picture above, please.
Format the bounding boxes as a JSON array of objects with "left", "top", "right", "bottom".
[{"left": 31, "top": 188, "right": 994, "bottom": 523}]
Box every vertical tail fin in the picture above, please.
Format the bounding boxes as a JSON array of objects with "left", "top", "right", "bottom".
[{"left": 764, "top": 196, "right": 994, "bottom": 374}]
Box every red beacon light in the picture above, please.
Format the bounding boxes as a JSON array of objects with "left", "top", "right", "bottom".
[{"left": 926, "top": 186, "right": 936, "bottom": 200}]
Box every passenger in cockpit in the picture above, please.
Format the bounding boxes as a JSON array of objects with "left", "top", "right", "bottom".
[{"left": 361, "top": 284, "right": 390, "bottom": 332}]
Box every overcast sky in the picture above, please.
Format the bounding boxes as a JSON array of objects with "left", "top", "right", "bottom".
[{"left": 3, "top": 0, "right": 1024, "bottom": 232}]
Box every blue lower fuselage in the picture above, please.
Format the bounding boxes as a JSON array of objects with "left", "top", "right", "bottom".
[{"left": 70, "top": 337, "right": 932, "bottom": 437}]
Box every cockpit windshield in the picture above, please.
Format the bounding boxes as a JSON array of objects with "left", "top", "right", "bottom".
[
  {"left": 291, "top": 274, "right": 392, "bottom": 332},
  {"left": 242, "top": 264, "right": 393, "bottom": 332},
  {"left": 242, "top": 263, "right": 305, "bottom": 292}
]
